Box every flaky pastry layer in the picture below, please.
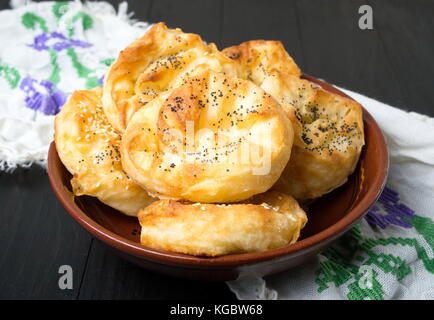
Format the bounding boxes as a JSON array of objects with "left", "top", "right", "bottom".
[
  {"left": 138, "top": 191, "right": 307, "bottom": 256},
  {"left": 54, "top": 88, "right": 155, "bottom": 216},
  {"left": 222, "top": 40, "right": 301, "bottom": 85},
  {"left": 103, "top": 22, "right": 236, "bottom": 132},
  {"left": 121, "top": 69, "right": 293, "bottom": 203},
  {"left": 223, "top": 40, "right": 364, "bottom": 199},
  {"left": 261, "top": 72, "right": 364, "bottom": 199}
]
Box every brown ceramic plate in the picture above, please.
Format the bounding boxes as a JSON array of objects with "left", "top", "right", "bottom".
[{"left": 47, "top": 75, "right": 388, "bottom": 281}]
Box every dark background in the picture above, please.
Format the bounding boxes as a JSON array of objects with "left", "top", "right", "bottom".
[{"left": 0, "top": 0, "right": 433, "bottom": 299}]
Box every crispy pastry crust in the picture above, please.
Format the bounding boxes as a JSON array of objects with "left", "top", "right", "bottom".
[
  {"left": 222, "top": 40, "right": 301, "bottom": 85},
  {"left": 121, "top": 69, "right": 293, "bottom": 203},
  {"left": 54, "top": 88, "right": 155, "bottom": 216},
  {"left": 261, "top": 72, "right": 364, "bottom": 199},
  {"left": 138, "top": 191, "right": 307, "bottom": 256},
  {"left": 103, "top": 22, "right": 236, "bottom": 132}
]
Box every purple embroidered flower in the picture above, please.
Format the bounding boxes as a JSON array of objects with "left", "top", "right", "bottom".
[
  {"left": 20, "top": 77, "right": 66, "bottom": 115},
  {"left": 29, "top": 32, "right": 92, "bottom": 52},
  {"left": 98, "top": 74, "right": 104, "bottom": 86},
  {"left": 365, "top": 187, "right": 415, "bottom": 229}
]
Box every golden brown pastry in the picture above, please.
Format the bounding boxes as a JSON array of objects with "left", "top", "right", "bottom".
[
  {"left": 222, "top": 40, "right": 301, "bottom": 85},
  {"left": 138, "top": 191, "right": 307, "bottom": 256},
  {"left": 54, "top": 88, "right": 155, "bottom": 216},
  {"left": 103, "top": 22, "right": 236, "bottom": 132},
  {"left": 260, "top": 72, "right": 364, "bottom": 199},
  {"left": 121, "top": 69, "right": 294, "bottom": 203}
]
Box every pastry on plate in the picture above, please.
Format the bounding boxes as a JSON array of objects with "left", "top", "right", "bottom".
[
  {"left": 103, "top": 22, "right": 236, "bottom": 133},
  {"left": 222, "top": 40, "right": 301, "bottom": 85},
  {"left": 223, "top": 40, "right": 364, "bottom": 199},
  {"left": 261, "top": 72, "right": 364, "bottom": 199},
  {"left": 121, "top": 68, "right": 294, "bottom": 203},
  {"left": 138, "top": 191, "right": 307, "bottom": 256},
  {"left": 54, "top": 88, "right": 155, "bottom": 216}
]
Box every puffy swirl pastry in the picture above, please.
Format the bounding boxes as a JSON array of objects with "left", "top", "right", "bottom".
[
  {"left": 138, "top": 191, "right": 307, "bottom": 256},
  {"left": 103, "top": 22, "right": 236, "bottom": 132},
  {"left": 261, "top": 72, "right": 364, "bottom": 199},
  {"left": 54, "top": 88, "right": 155, "bottom": 216},
  {"left": 223, "top": 41, "right": 364, "bottom": 199},
  {"left": 121, "top": 69, "right": 293, "bottom": 203},
  {"left": 222, "top": 40, "right": 301, "bottom": 85}
]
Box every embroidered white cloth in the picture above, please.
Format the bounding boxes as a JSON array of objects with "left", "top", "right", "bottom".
[
  {"left": 227, "top": 89, "right": 434, "bottom": 300},
  {"left": 0, "top": 0, "right": 149, "bottom": 170},
  {"left": 2, "top": 1, "right": 434, "bottom": 301}
]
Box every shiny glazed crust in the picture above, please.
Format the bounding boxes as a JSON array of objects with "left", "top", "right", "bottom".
[
  {"left": 138, "top": 191, "right": 307, "bottom": 256},
  {"left": 261, "top": 72, "right": 364, "bottom": 199},
  {"left": 54, "top": 88, "right": 155, "bottom": 216},
  {"left": 222, "top": 40, "right": 301, "bottom": 85},
  {"left": 103, "top": 22, "right": 236, "bottom": 132},
  {"left": 120, "top": 69, "right": 293, "bottom": 203}
]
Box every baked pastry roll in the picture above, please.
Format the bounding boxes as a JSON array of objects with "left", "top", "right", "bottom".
[
  {"left": 261, "top": 72, "right": 364, "bottom": 199},
  {"left": 54, "top": 88, "right": 155, "bottom": 216},
  {"left": 138, "top": 191, "right": 307, "bottom": 256},
  {"left": 121, "top": 69, "right": 293, "bottom": 203},
  {"left": 103, "top": 22, "right": 236, "bottom": 132},
  {"left": 222, "top": 40, "right": 301, "bottom": 85}
]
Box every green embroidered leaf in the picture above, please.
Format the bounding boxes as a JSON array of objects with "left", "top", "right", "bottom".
[
  {"left": 100, "top": 58, "right": 115, "bottom": 67},
  {"left": 364, "top": 252, "right": 411, "bottom": 281},
  {"left": 0, "top": 64, "right": 21, "bottom": 89},
  {"left": 347, "top": 270, "right": 384, "bottom": 300},
  {"left": 48, "top": 50, "right": 60, "bottom": 84},
  {"left": 66, "top": 48, "right": 93, "bottom": 78},
  {"left": 66, "top": 48, "right": 100, "bottom": 89},
  {"left": 315, "top": 260, "right": 353, "bottom": 292},
  {"left": 363, "top": 236, "right": 434, "bottom": 274},
  {"left": 52, "top": 2, "right": 69, "bottom": 20},
  {"left": 85, "top": 77, "right": 99, "bottom": 89},
  {"left": 76, "top": 13, "right": 93, "bottom": 31},
  {"left": 408, "top": 215, "right": 434, "bottom": 252},
  {"left": 21, "top": 12, "right": 48, "bottom": 32},
  {"left": 68, "top": 12, "right": 94, "bottom": 37}
]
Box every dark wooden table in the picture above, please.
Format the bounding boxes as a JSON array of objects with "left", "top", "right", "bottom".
[{"left": 0, "top": 0, "right": 433, "bottom": 299}]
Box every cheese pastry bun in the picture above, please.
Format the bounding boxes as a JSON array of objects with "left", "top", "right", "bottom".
[
  {"left": 54, "top": 88, "right": 155, "bottom": 216},
  {"left": 138, "top": 191, "right": 307, "bottom": 256},
  {"left": 222, "top": 40, "right": 301, "bottom": 85},
  {"left": 103, "top": 22, "right": 236, "bottom": 132},
  {"left": 121, "top": 69, "right": 293, "bottom": 203},
  {"left": 261, "top": 72, "right": 364, "bottom": 199}
]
